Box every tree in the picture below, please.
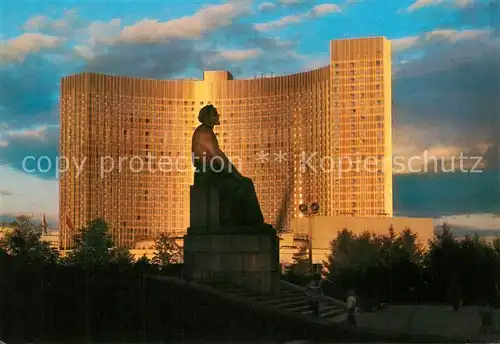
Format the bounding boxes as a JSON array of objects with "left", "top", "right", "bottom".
[
  {"left": 0, "top": 215, "right": 58, "bottom": 262},
  {"left": 68, "top": 218, "right": 113, "bottom": 267},
  {"left": 324, "top": 227, "right": 425, "bottom": 303},
  {"left": 385, "top": 227, "right": 423, "bottom": 302},
  {"left": 135, "top": 255, "right": 157, "bottom": 274},
  {"left": 152, "top": 233, "right": 182, "bottom": 269},
  {"left": 423, "top": 222, "right": 462, "bottom": 304},
  {"left": 110, "top": 246, "right": 134, "bottom": 267},
  {"left": 136, "top": 254, "right": 151, "bottom": 267},
  {"left": 457, "top": 234, "right": 499, "bottom": 305},
  {"left": 286, "top": 245, "right": 310, "bottom": 276},
  {"left": 324, "top": 229, "right": 381, "bottom": 298}
]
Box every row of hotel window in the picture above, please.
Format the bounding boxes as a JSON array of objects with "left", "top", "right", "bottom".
[
  {"left": 119, "top": 124, "right": 385, "bottom": 136},
  {"left": 66, "top": 110, "right": 386, "bottom": 129},
  {"left": 69, "top": 125, "right": 386, "bottom": 137},
  {"left": 64, "top": 92, "right": 385, "bottom": 109},
  {"left": 120, "top": 191, "right": 384, "bottom": 202},
  {"left": 333, "top": 61, "right": 383, "bottom": 68},
  {"left": 64, "top": 88, "right": 387, "bottom": 105},
  {"left": 62, "top": 101, "right": 383, "bottom": 116},
  {"left": 62, "top": 107, "right": 381, "bottom": 121},
  {"left": 112, "top": 126, "right": 383, "bottom": 140},
  {"left": 63, "top": 98, "right": 386, "bottom": 115},
  {"left": 334, "top": 66, "right": 383, "bottom": 73}
]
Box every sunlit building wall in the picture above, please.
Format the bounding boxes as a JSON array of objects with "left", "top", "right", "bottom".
[{"left": 60, "top": 37, "right": 392, "bottom": 249}]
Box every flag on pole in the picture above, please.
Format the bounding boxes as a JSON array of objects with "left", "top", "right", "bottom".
[
  {"left": 66, "top": 214, "right": 74, "bottom": 231},
  {"left": 42, "top": 213, "right": 48, "bottom": 235}
]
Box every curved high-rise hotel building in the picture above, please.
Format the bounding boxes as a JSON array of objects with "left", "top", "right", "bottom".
[{"left": 60, "top": 37, "right": 393, "bottom": 249}]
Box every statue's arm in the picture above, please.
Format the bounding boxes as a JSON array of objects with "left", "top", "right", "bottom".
[{"left": 201, "top": 132, "right": 242, "bottom": 177}]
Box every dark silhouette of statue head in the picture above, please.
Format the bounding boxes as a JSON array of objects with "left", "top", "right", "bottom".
[{"left": 198, "top": 104, "right": 220, "bottom": 127}]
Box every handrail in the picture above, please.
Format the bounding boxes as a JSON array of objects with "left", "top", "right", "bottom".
[{"left": 279, "top": 279, "right": 348, "bottom": 309}]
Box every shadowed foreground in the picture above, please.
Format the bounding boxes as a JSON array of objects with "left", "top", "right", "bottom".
[{"left": 0, "top": 257, "right": 484, "bottom": 343}]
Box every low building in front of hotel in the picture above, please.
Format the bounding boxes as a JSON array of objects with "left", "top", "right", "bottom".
[
  {"left": 41, "top": 231, "right": 60, "bottom": 251},
  {"left": 279, "top": 216, "right": 434, "bottom": 271},
  {"left": 0, "top": 226, "right": 13, "bottom": 241}
]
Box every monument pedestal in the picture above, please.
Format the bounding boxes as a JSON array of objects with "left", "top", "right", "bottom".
[
  {"left": 183, "top": 225, "right": 280, "bottom": 295},
  {"left": 184, "top": 174, "right": 280, "bottom": 295}
]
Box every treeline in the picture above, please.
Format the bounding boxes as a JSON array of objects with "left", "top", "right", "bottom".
[
  {"left": 0, "top": 216, "right": 183, "bottom": 269},
  {"left": 0, "top": 215, "right": 385, "bottom": 343},
  {"left": 0, "top": 215, "right": 185, "bottom": 342},
  {"left": 286, "top": 225, "right": 500, "bottom": 309}
]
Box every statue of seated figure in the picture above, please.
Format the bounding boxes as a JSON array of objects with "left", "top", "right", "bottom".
[{"left": 191, "top": 105, "right": 265, "bottom": 227}]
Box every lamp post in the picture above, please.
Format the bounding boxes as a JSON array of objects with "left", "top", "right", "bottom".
[{"left": 299, "top": 202, "right": 320, "bottom": 275}]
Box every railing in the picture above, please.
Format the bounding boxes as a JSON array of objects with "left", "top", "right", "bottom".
[{"left": 279, "top": 279, "right": 348, "bottom": 309}]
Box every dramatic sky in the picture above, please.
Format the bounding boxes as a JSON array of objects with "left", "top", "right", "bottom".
[{"left": 0, "top": 0, "right": 499, "bottom": 231}]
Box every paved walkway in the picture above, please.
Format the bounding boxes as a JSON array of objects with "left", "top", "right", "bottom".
[{"left": 331, "top": 304, "right": 500, "bottom": 341}]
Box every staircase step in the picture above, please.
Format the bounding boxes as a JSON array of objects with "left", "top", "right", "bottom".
[
  {"left": 284, "top": 304, "right": 311, "bottom": 312},
  {"left": 200, "top": 280, "right": 344, "bottom": 321},
  {"left": 246, "top": 295, "right": 272, "bottom": 302},
  {"left": 227, "top": 290, "right": 257, "bottom": 296},
  {"left": 320, "top": 308, "right": 345, "bottom": 318},
  {"left": 281, "top": 290, "right": 302, "bottom": 295},
  {"left": 274, "top": 299, "right": 309, "bottom": 309},
  {"left": 301, "top": 309, "right": 318, "bottom": 316},
  {"left": 276, "top": 293, "right": 304, "bottom": 300},
  {"left": 260, "top": 296, "right": 306, "bottom": 305}
]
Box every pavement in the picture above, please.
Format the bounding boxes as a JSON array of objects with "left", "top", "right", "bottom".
[{"left": 330, "top": 304, "right": 500, "bottom": 342}]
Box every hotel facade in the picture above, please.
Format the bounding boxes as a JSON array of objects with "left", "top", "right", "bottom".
[{"left": 59, "top": 37, "right": 393, "bottom": 249}]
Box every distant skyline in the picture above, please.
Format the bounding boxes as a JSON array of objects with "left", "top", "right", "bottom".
[{"left": 0, "top": 0, "right": 499, "bottom": 231}]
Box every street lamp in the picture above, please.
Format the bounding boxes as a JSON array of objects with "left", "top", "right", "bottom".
[{"left": 299, "top": 202, "right": 320, "bottom": 275}]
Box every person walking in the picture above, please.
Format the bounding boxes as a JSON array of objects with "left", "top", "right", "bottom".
[
  {"left": 306, "top": 275, "right": 322, "bottom": 316},
  {"left": 346, "top": 289, "right": 357, "bottom": 325}
]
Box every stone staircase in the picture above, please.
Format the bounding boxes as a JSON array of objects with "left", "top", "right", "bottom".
[
  {"left": 201, "top": 279, "right": 347, "bottom": 320},
  {"left": 149, "top": 275, "right": 462, "bottom": 343}
]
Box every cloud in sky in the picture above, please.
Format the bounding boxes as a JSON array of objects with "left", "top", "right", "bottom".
[
  {"left": 391, "top": 19, "right": 499, "bottom": 171},
  {"left": 391, "top": 35, "right": 421, "bottom": 51},
  {"left": 116, "top": 3, "right": 251, "bottom": 44},
  {"left": 6, "top": 126, "right": 50, "bottom": 140},
  {"left": 259, "top": 2, "right": 277, "bottom": 12},
  {"left": 217, "top": 48, "right": 263, "bottom": 62},
  {"left": 0, "top": 33, "right": 64, "bottom": 63},
  {"left": 393, "top": 33, "right": 500, "bottom": 169},
  {"left": 254, "top": 3, "right": 342, "bottom": 31},
  {"left": 391, "top": 28, "right": 491, "bottom": 51},
  {"left": 0, "top": 165, "right": 58, "bottom": 218},
  {"left": 21, "top": 9, "right": 84, "bottom": 33},
  {"left": 435, "top": 213, "right": 500, "bottom": 231},
  {"left": 406, "top": 0, "right": 476, "bottom": 12},
  {"left": 0, "top": 125, "right": 60, "bottom": 180},
  {"left": 1, "top": 9, "right": 88, "bottom": 64},
  {"left": 62, "top": 2, "right": 313, "bottom": 79},
  {"left": 278, "top": 0, "right": 307, "bottom": 5},
  {"left": 0, "top": 189, "right": 13, "bottom": 196},
  {"left": 0, "top": 55, "right": 62, "bottom": 129}
]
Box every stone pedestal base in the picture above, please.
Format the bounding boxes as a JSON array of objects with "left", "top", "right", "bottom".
[{"left": 183, "top": 226, "right": 280, "bottom": 295}]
